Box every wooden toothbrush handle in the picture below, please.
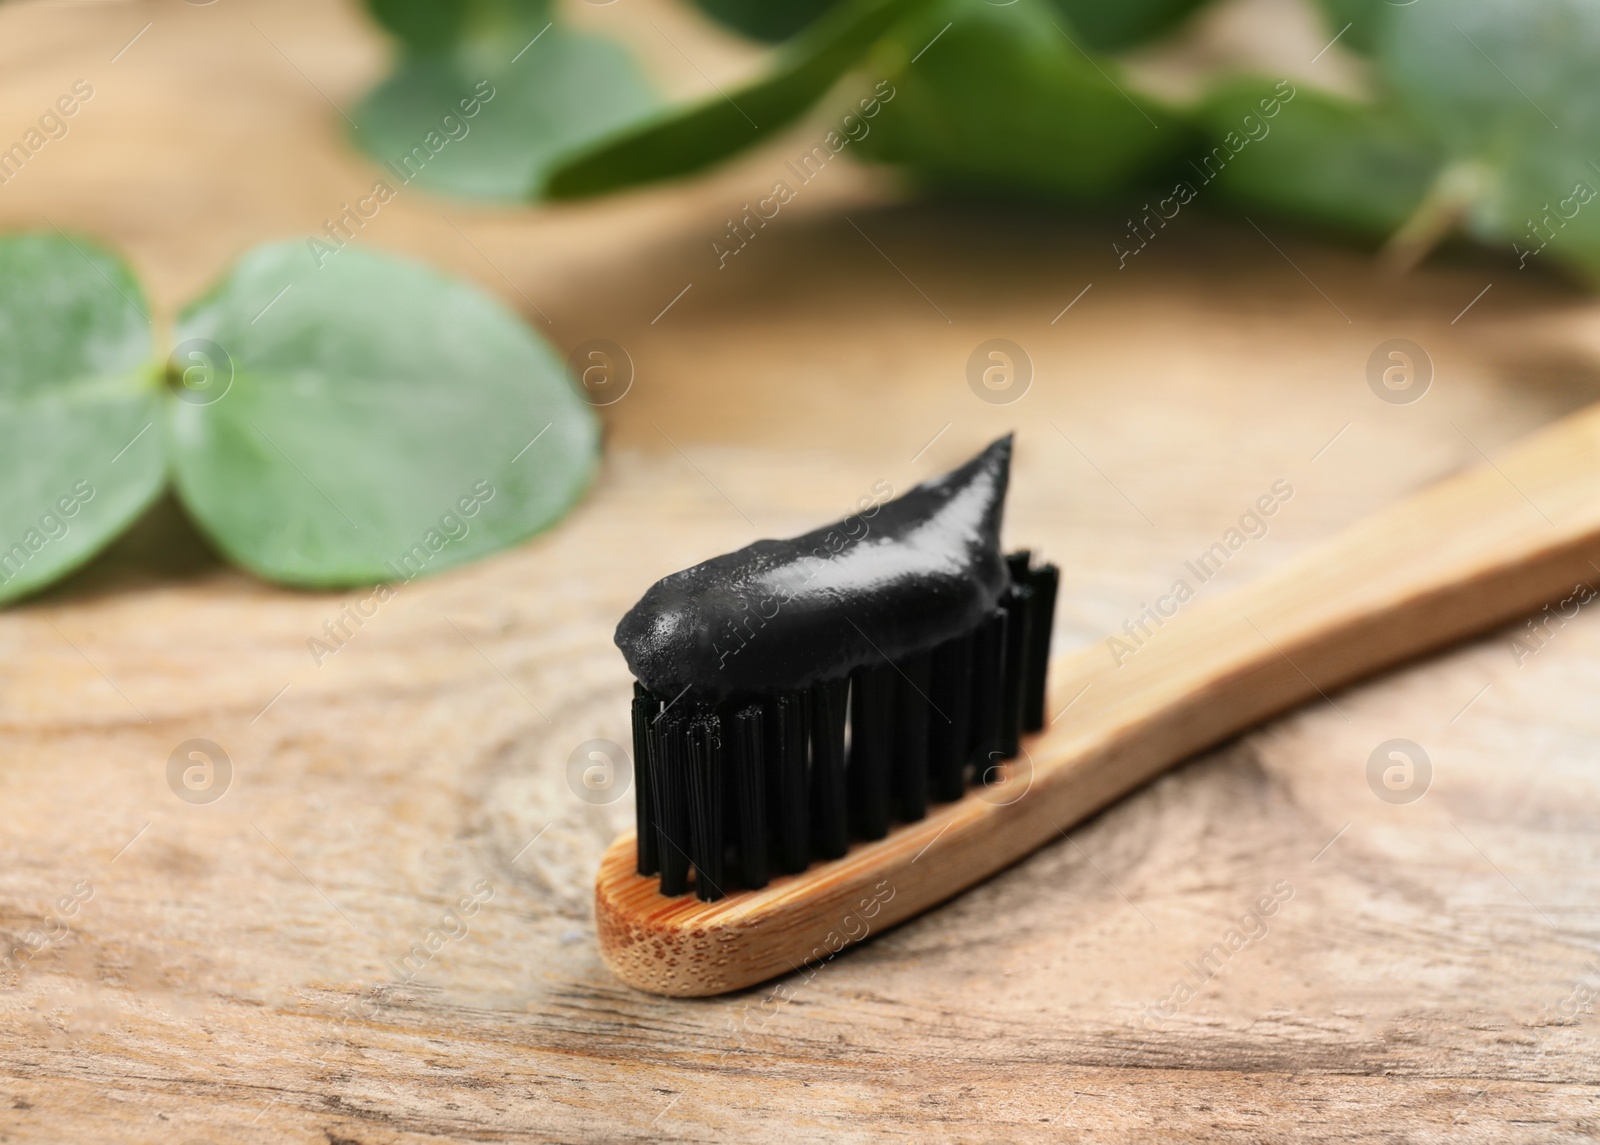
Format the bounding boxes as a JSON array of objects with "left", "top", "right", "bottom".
[{"left": 595, "top": 404, "right": 1600, "bottom": 997}]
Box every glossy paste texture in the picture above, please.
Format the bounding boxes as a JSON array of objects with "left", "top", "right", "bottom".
[{"left": 615, "top": 436, "right": 1013, "bottom": 699}]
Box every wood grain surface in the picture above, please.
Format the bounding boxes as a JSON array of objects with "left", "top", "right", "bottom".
[{"left": 2, "top": 0, "right": 1600, "bottom": 1140}]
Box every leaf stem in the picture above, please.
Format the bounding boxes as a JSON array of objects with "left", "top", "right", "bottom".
[{"left": 1381, "top": 160, "right": 1490, "bottom": 275}]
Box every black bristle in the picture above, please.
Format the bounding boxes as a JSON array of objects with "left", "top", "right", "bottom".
[
  {"left": 810, "top": 678, "right": 850, "bottom": 859},
  {"left": 890, "top": 650, "right": 932, "bottom": 822},
  {"left": 650, "top": 711, "right": 692, "bottom": 896},
  {"left": 968, "top": 610, "right": 1006, "bottom": 777},
  {"left": 1021, "top": 563, "right": 1058, "bottom": 731},
  {"left": 686, "top": 711, "right": 726, "bottom": 902},
  {"left": 732, "top": 704, "right": 769, "bottom": 889},
  {"left": 632, "top": 550, "right": 1057, "bottom": 897},
  {"left": 848, "top": 661, "right": 894, "bottom": 839},
  {"left": 928, "top": 632, "right": 972, "bottom": 803},
  {"left": 998, "top": 585, "right": 1034, "bottom": 759},
  {"left": 768, "top": 691, "right": 810, "bottom": 875},
  {"left": 631, "top": 687, "right": 660, "bottom": 876}
]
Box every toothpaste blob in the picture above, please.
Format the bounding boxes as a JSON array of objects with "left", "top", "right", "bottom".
[{"left": 614, "top": 435, "right": 1013, "bottom": 700}]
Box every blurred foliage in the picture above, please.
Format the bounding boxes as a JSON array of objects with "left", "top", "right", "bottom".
[
  {"left": 8, "top": 0, "right": 1595, "bottom": 600},
  {"left": 1195, "top": 79, "right": 1441, "bottom": 237},
  {"left": 1380, "top": 0, "right": 1600, "bottom": 278},
  {"left": 1046, "top": 0, "right": 1211, "bottom": 52},
  {"left": 355, "top": 0, "right": 655, "bottom": 199},
  {"left": 350, "top": 0, "right": 1600, "bottom": 280},
  {"left": 1311, "top": 0, "right": 1383, "bottom": 55},
  {"left": 356, "top": 25, "right": 656, "bottom": 200},
  {"left": 688, "top": 0, "right": 845, "bottom": 43},
  {"left": 0, "top": 235, "right": 162, "bottom": 603},
  {"left": 548, "top": 0, "right": 931, "bottom": 197},
  {"left": 365, "top": 0, "right": 553, "bottom": 60},
  {"left": 849, "top": 0, "right": 1194, "bottom": 200},
  {"left": 0, "top": 234, "right": 597, "bottom": 601},
  {"left": 170, "top": 243, "right": 598, "bottom": 588}
]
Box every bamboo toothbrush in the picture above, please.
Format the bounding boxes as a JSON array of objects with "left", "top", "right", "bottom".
[{"left": 599, "top": 409, "right": 1600, "bottom": 996}]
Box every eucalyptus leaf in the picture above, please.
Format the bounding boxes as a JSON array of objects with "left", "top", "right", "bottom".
[
  {"left": 854, "top": 0, "right": 1193, "bottom": 200},
  {"left": 690, "top": 0, "right": 845, "bottom": 43},
  {"left": 1198, "top": 80, "right": 1440, "bottom": 237},
  {"left": 0, "top": 234, "right": 163, "bottom": 605},
  {"left": 364, "top": 0, "right": 551, "bottom": 59},
  {"left": 545, "top": 0, "right": 936, "bottom": 199},
  {"left": 1378, "top": 0, "right": 1600, "bottom": 276},
  {"left": 365, "top": 0, "right": 468, "bottom": 56},
  {"left": 1046, "top": 0, "right": 1209, "bottom": 52},
  {"left": 166, "top": 242, "right": 599, "bottom": 588},
  {"left": 354, "top": 22, "right": 656, "bottom": 201},
  {"left": 1311, "top": 0, "right": 1384, "bottom": 56}
]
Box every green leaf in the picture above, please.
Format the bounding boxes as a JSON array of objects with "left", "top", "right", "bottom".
[
  {"left": 0, "top": 233, "right": 163, "bottom": 605},
  {"left": 365, "top": 0, "right": 468, "bottom": 55},
  {"left": 1197, "top": 79, "right": 1441, "bottom": 237},
  {"left": 354, "top": 22, "right": 656, "bottom": 201},
  {"left": 689, "top": 0, "right": 845, "bottom": 43},
  {"left": 1045, "top": 0, "right": 1209, "bottom": 52},
  {"left": 364, "top": 0, "right": 551, "bottom": 58},
  {"left": 545, "top": 0, "right": 937, "bottom": 200},
  {"left": 853, "top": 0, "right": 1194, "bottom": 200},
  {"left": 1378, "top": 0, "right": 1600, "bottom": 276},
  {"left": 1310, "top": 0, "right": 1384, "bottom": 56},
  {"left": 1379, "top": 0, "right": 1600, "bottom": 160},
  {"left": 166, "top": 242, "right": 599, "bottom": 588}
]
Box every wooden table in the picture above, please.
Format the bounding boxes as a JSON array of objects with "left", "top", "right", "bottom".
[{"left": 2, "top": 1, "right": 1598, "bottom": 1139}]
